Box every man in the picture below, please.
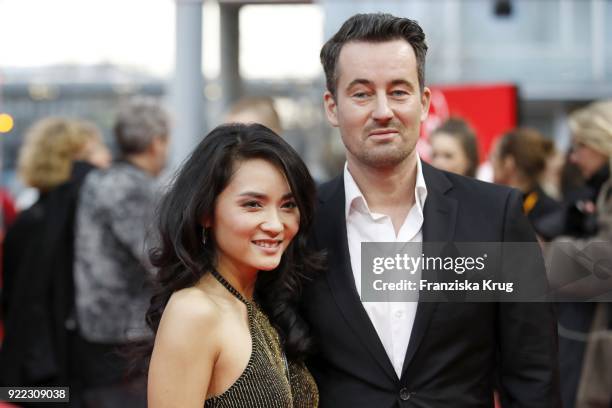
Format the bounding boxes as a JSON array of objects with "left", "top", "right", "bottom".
[
  {"left": 302, "top": 13, "right": 561, "bottom": 407},
  {"left": 73, "top": 98, "right": 170, "bottom": 407}
]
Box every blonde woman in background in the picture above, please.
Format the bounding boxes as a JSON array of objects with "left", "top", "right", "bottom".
[
  {"left": 16, "top": 117, "right": 110, "bottom": 197},
  {"left": 547, "top": 100, "right": 612, "bottom": 408},
  {"left": 0, "top": 117, "right": 110, "bottom": 400}
]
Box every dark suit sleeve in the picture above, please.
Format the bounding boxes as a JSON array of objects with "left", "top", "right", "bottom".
[{"left": 497, "top": 189, "right": 562, "bottom": 407}]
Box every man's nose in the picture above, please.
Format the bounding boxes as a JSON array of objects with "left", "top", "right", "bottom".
[{"left": 372, "top": 95, "right": 393, "bottom": 122}]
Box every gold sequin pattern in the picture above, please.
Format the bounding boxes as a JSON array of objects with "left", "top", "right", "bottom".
[{"left": 204, "top": 302, "right": 319, "bottom": 407}]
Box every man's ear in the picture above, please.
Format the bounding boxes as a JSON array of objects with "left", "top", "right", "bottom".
[
  {"left": 420, "top": 86, "right": 432, "bottom": 122},
  {"left": 323, "top": 91, "right": 339, "bottom": 127},
  {"left": 147, "top": 136, "right": 163, "bottom": 156}
]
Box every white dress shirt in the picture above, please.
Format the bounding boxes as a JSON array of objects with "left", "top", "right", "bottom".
[{"left": 344, "top": 157, "right": 428, "bottom": 378}]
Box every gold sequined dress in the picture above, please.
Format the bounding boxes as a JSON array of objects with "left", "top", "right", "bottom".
[{"left": 204, "top": 271, "right": 319, "bottom": 407}]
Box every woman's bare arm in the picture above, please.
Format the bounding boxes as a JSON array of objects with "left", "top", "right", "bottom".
[{"left": 148, "top": 292, "right": 221, "bottom": 408}]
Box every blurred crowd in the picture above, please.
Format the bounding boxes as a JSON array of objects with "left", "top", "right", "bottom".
[
  {"left": 0, "top": 96, "right": 611, "bottom": 407},
  {"left": 0, "top": 98, "right": 169, "bottom": 407},
  {"left": 431, "top": 102, "right": 612, "bottom": 407}
]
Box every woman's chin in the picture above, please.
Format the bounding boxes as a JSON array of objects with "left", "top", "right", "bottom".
[{"left": 257, "top": 262, "right": 281, "bottom": 272}]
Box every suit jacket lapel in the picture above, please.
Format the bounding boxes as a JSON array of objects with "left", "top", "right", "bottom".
[
  {"left": 401, "top": 163, "right": 458, "bottom": 378},
  {"left": 315, "top": 175, "right": 398, "bottom": 383}
]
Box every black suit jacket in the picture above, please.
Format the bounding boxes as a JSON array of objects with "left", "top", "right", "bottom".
[{"left": 303, "top": 162, "right": 561, "bottom": 408}]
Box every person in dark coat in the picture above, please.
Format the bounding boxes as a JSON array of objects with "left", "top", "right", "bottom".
[
  {"left": 0, "top": 118, "right": 110, "bottom": 402},
  {"left": 547, "top": 100, "right": 612, "bottom": 408}
]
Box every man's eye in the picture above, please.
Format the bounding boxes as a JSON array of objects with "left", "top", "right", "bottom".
[
  {"left": 352, "top": 92, "right": 369, "bottom": 99},
  {"left": 390, "top": 90, "right": 408, "bottom": 97}
]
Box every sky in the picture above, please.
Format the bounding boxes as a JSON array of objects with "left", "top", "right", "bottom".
[{"left": 0, "top": 0, "right": 324, "bottom": 80}]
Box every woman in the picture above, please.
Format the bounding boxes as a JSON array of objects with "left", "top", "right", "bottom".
[
  {"left": 429, "top": 117, "right": 479, "bottom": 178},
  {"left": 491, "top": 127, "right": 561, "bottom": 240},
  {"left": 147, "top": 124, "right": 320, "bottom": 407},
  {"left": 547, "top": 100, "right": 612, "bottom": 408},
  {"left": 0, "top": 117, "right": 111, "bottom": 390},
  {"left": 560, "top": 109, "right": 612, "bottom": 238},
  {"left": 2, "top": 117, "right": 110, "bottom": 317}
]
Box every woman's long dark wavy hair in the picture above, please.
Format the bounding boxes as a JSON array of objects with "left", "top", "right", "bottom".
[{"left": 144, "top": 123, "right": 322, "bottom": 363}]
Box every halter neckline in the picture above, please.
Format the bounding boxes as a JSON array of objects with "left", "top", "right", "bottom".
[{"left": 210, "top": 268, "right": 250, "bottom": 306}]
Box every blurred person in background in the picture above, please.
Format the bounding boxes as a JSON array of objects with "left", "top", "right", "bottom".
[
  {"left": 540, "top": 149, "right": 565, "bottom": 201},
  {"left": 0, "top": 189, "right": 17, "bottom": 239},
  {"left": 0, "top": 188, "right": 17, "bottom": 265},
  {"left": 559, "top": 103, "right": 612, "bottom": 239},
  {"left": 547, "top": 100, "right": 612, "bottom": 408},
  {"left": 537, "top": 149, "right": 592, "bottom": 240},
  {"left": 72, "top": 97, "right": 170, "bottom": 407},
  {"left": 1, "top": 117, "right": 110, "bottom": 318},
  {"left": 428, "top": 117, "right": 479, "bottom": 178},
  {"left": 559, "top": 152, "right": 586, "bottom": 206},
  {"left": 0, "top": 118, "right": 110, "bottom": 395},
  {"left": 225, "top": 96, "right": 283, "bottom": 135},
  {"left": 491, "top": 127, "right": 561, "bottom": 240},
  {"left": 0, "top": 188, "right": 16, "bottom": 341},
  {"left": 11, "top": 119, "right": 112, "bottom": 211}
]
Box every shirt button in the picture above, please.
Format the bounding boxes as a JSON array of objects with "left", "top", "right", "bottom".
[
  {"left": 399, "top": 387, "right": 411, "bottom": 400},
  {"left": 395, "top": 310, "right": 403, "bottom": 318}
]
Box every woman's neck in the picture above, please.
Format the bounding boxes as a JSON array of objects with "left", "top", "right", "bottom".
[
  {"left": 508, "top": 172, "right": 535, "bottom": 193},
  {"left": 214, "top": 260, "right": 258, "bottom": 301}
]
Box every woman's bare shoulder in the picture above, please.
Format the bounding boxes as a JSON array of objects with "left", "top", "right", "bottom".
[{"left": 159, "top": 286, "right": 223, "bottom": 338}]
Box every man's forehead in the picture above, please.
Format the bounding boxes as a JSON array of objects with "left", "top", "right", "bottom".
[
  {"left": 336, "top": 39, "right": 418, "bottom": 81},
  {"left": 339, "top": 38, "right": 414, "bottom": 53}
]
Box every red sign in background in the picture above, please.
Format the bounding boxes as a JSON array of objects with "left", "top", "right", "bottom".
[{"left": 419, "top": 83, "right": 518, "bottom": 163}]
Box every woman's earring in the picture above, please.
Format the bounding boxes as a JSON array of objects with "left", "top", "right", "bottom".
[{"left": 202, "top": 227, "right": 208, "bottom": 245}]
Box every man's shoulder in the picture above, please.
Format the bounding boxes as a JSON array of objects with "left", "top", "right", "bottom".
[
  {"left": 99, "top": 162, "right": 146, "bottom": 182},
  {"left": 86, "top": 163, "right": 153, "bottom": 192},
  {"left": 447, "top": 171, "right": 513, "bottom": 198},
  {"left": 80, "top": 163, "right": 155, "bottom": 211},
  {"left": 424, "top": 163, "right": 515, "bottom": 203}
]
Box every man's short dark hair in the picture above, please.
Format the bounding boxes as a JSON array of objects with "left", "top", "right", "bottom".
[{"left": 320, "top": 13, "right": 428, "bottom": 98}]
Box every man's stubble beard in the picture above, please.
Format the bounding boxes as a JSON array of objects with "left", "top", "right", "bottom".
[{"left": 346, "top": 129, "right": 418, "bottom": 170}]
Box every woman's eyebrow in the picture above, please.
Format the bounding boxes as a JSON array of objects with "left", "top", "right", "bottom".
[
  {"left": 238, "top": 191, "right": 267, "bottom": 199},
  {"left": 237, "top": 192, "right": 294, "bottom": 200}
]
